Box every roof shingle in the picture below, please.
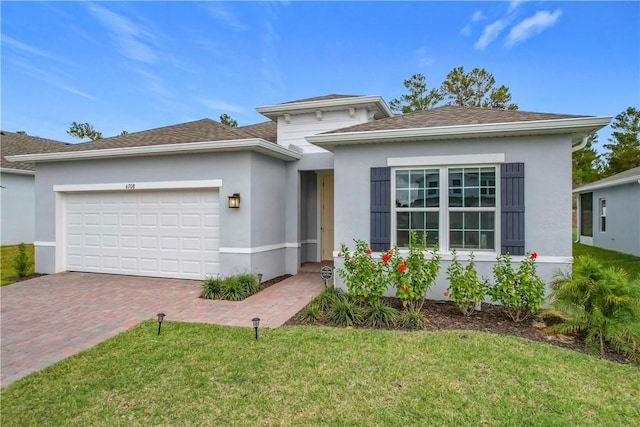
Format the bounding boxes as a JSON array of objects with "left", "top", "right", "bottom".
[{"left": 1, "top": 131, "right": 68, "bottom": 171}]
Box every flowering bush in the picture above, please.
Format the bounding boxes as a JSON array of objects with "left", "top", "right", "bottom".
[
  {"left": 488, "top": 251, "right": 546, "bottom": 322},
  {"left": 390, "top": 231, "right": 441, "bottom": 312},
  {"left": 446, "top": 251, "right": 488, "bottom": 317},
  {"left": 337, "top": 239, "right": 390, "bottom": 302}
]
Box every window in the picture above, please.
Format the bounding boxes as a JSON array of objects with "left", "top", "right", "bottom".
[
  {"left": 600, "top": 199, "right": 606, "bottom": 232},
  {"left": 580, "top": 192, "right": 593, "bottom": 237},
  {"left": 393, "top": 166, "right": 497, "bottom": 251}
]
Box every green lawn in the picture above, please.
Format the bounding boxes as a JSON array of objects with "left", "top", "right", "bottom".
[
  {"left": 573, "top": 241, "right": 640, "bottom": 279},
  {"left": 2, "top": 322, "right": 639, "bottom": 426},
  {"left": 1, "top": 244, "right": 34, "bottom": 286}
]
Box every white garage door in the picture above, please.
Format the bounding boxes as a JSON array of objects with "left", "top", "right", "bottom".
[{"left": 65, "top": 189, "right": 220, "bottom": 280}]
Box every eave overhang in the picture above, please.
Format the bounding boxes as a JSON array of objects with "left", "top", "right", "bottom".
[
  {"left": 6, "top": 138, "right": 303, "bottom": 164},
  {"left": 256, "top": 95, "right": 393, "bottom": 120},
  {"left": 306, "top": 116, "right": 613, "bottom": 151},
  {"left": 0, "top": 167, "right": 35, "bottom": 176},
  {"left": 573, "top": 175, "right": 640, "bottom": 193}
]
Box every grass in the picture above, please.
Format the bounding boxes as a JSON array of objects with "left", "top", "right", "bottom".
[
  {"left": 1, "top": 244, "right": 34, "bottom": 286},
  {"left": 2, "top": 321, "right": 639, "bottom": 426},
  {"left": 573, "top": 240, "right": 640, "bottom": 279}
]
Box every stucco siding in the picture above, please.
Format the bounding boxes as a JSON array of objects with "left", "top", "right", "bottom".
[
  {"left": 1, "top": 172, "right": 35, "bottom": 245},
  {"left": 332, "top": 134, "right": 573, "bottom": 295},
  {"left": 591, "top": 183, "right": 640, "bottom": 256}
]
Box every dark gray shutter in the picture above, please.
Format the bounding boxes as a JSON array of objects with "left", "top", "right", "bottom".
[
  {"left": 370, "top": 167, "right": 391, "bottom": 251},
  {"left": 501, "top": 163, "right": 525, "bottom": 255}
]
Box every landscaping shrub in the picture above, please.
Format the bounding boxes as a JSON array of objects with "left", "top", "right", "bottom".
[
  {"left": 327, "top": 298, "right": 362, "bottom": 327},
  {"left": 236, "top": 273, "right": 259, "bottom": 295},
  {"left": 337, "top": 239, "right": 389, "bottom": 303},
  {"left": 398, "top": 308, "right": 426, "bottom": 329},
  {"left": 446, "top": 251, "right": 488, "bottom": 317},
  {"left": 488, "top": 252, "right": 545, "bottom": 322},
  {"left": 390, "top": 231, "right": 441, "bottom": 312},
  {"left": 551, "top": 256, "right": 640, "bottom": 361},
  {"left": 200, "top": 276, "right": 223, "bottom": 299},
  {"left": 300, "top": 303, "right": 321, "bottom": 322},
  {"left": 313, "top": 286, "right": 345, "bottom": 312},
  {"left": 13, "top": 243, "right": 30, "bottom": 277},
  {"left": 221, "top": 276, "right": 246, "bottom": 301},
  {"left": 363, "top": 299, "right": 399, "bottom": 328}
]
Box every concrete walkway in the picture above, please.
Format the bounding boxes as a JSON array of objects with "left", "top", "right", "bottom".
[{"left": 0, "top": 269, "right": 326, "bottom": 387}]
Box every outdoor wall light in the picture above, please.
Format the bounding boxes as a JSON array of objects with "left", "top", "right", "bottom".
[
  {"left": 228, "top": 193, "right": 241, "bottom": 208},
  {"left": 252, "top": 317, "right": 261, "bottom": 341},
  {"left": 157, "top": 312, "right": 166, "bottom": 335}
]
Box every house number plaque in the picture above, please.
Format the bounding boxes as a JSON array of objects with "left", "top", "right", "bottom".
[
  {"left": 125, "top": 184, "right": 136, "bottom": 190},
  {"left": 320, "top": 266, "right": 332, "bottom": 288}
]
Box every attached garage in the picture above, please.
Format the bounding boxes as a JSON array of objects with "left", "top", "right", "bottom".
[{"left": 56, "top": 181, "right": 221, "bottom": 280}]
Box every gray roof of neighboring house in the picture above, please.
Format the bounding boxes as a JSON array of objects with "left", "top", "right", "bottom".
[
  {"left": 39, "top": 119, "right": 273, "bottom": 153},
  {"left": 324, "top": 105, "right": 589, "bottom": 134},
  {"left": 574, "top": 166, "right": 640, "bottom": 193},
  {"left": 0, "top": 131, "right": 69, "bottom": 171}
]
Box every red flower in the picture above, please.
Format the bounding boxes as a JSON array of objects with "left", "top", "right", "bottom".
[
  {"left": 366, "top": 248, "right": 372, "bottom": 254},
  {"left": 443, "top": 291, "right": 449, "bottom": 297},
  {"left": 402, "top": 284, "right": 409, "bottom": 292},
  {"left": 381, "top": 253, "right": 391, "bottom": 264},
  {"left": 530, "top": 251, "right": 538, "bottom": 260},
  {"left": 350, "top": 258, "right": 356, "bottom": 264},
  {"left": 337, "top": 251, "right": 342, "bottom": 258},
  {"left": 397, "top": 261, "right": 407, "bottom": 272}
]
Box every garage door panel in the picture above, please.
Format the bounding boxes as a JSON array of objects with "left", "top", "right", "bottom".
[{"left": 66, "top": 189, "right": 220, "bottom": 279}]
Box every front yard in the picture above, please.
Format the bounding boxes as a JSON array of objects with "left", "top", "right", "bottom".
[{"left": 1, "top": 321, "right": 639, "bottom": 426}]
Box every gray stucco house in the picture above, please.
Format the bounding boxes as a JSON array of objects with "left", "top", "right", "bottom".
[
  {"left": 7, "top": 95, "right": 611, "bottom": 297},
  {"left": 574, "top": 166, "right": 640, "bottom": 257},
  {"left": 0, "top": 132, "right": 68, "bottom": 245}
]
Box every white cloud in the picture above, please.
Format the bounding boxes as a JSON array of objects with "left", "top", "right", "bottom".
[
  {"left": 474, "top": 20, "right": 506, "bottom": 50},
  {"left": 506, "top": 9, "right": 562, "bottom": 47},
  {"left": 414, "top": 47, "right": 435, "bottom": 68},
  {"left": 206, "top": 4, "right": 247, "bottom": 31},
  {"left": 198, "top": 98, "right": 245, "bottom": 114},
  {"left": 87, "top": 3, "right": 158, "bottom": 63},
  {"left": 460, "top": 10, "right": 485, "bottom": 36},
  {"left": 2, "top": 36, "right": 63, "bottom": 61},
  {"left": 508, "top": 0, "right": 525, "bottom": 14}
]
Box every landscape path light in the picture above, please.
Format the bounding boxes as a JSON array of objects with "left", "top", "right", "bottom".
[
  {"left": 157, "top": 312, "right": 166, "bottom": 335},
  {"left": 252, "top": 317, "right": 260, "bottom": 341}
]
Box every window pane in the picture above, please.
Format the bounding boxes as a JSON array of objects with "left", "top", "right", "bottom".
[
  {"left": 426, "top": 232, "right": 438, "bottom": 246},
  {"left": 410, "top": 170, "right": 425, "bottom": 188},
  {"left": 464, "top": 231, "right": 479, "bottom": 249},
  {"left": 449, "top": 169, "right": 462, "bottom": 188},
  {"left": 426, "top": 212, "right": 439, "bottom": 229},
  {"left": 480, "top": 231, "right": 495, "bottom": 249},
  {"left": 480, "top": 187, "right": 496, "bottom": 207},
  {"left": 396, "top": 171, "right": 409, "bottom": 188},
  {"left": 450, "top": 231, "right": 463, "bottom": 248},
  {"left": 396, "top": 190, "right": 410, "bottom": 207},
  {"left": 410, "top": 212, "right": 425, "bottom": 229},
  {"left": 464, "top": 212, "right": 479, "bottom": 229},
  {"left": 397, "top": 230, "right": 409, "bottom": 247},
  {"left": 481, "top": 168, "right": 495, "bottom": 186},
  {"left": 450, "top": 212, "right": 463, "bottom": 229},
  {"left": 425, "top": 171, "right": 440, "bottom": 207},
  {"left": 464, "top": 187, "right": 479, "bottom": 207},
  {"left": 464, "top": 169, "right": 479, "bottom": 187},
  {"left": 410, "top": 189, "right": 425, "bottom": 207},
  {"left": 397, "top": 212, "right": 409, "bottom": 229},
  {"left": 449, "top": 188, "right": 463, "bottom": 207},
  {"left": 480, "top": 212, "right": 494, "bottom": 229}
]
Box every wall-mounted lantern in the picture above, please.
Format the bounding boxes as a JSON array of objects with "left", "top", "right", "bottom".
[{"left": 228, "top": 193, "right": 241, "bottom": 209}]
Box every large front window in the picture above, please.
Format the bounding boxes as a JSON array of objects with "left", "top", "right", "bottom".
[{"left": 394, "top": 166, "right": 497, "bottom": 251}]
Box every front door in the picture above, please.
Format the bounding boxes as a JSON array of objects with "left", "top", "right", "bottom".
[{"left": 320, "top": 173, "right": 334, "bottom": 261}]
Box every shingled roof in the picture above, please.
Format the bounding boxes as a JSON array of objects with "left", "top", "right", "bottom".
[
  {"left": 238, "top": 121, "right": 277, "bottom": 142},
  {"left": 43, "top": 119, "right": 274, "bottom": 153},
  {"left": 0, "top": 131, "right": 68, "bottom": 171},
  {"left": 325, "top": 105, "right": 590, "bottom": 134},
  {"left": 279, "top": 94, "right": 362, "bottom": 104}
]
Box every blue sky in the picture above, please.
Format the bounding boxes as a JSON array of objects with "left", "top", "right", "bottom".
[{"left": 2, "top": 1, "right": 638, "bottom": 152}]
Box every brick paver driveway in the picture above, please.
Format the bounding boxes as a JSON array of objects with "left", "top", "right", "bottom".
[{"left": 0, "top": 271, "right": 324, "bottom": 387}]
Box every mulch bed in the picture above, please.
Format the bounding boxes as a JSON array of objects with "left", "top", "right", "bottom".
[
  {"left": 286, "top": 296, "right": 638, "bottom": 366},
  {"left": 258, "top": 275, "right": 292, "bottom": 292}
]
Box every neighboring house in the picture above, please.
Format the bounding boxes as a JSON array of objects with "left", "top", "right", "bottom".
[
  {"left": 7, "top": 95, "right": 611, "bottom": 298},
  {"left": 573, "top": 166, "right": 640, "bottom": 257},
  {"left": 0, "top": 131, "right": 68, "bottom": 245}
]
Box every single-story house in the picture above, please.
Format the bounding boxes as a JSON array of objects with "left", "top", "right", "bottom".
[
  {"left": 573, "top": 166, "right": 640, "bottom": 257},
  {"left": 1, "top": 131, "right": 68, "bottom": 245},
  {"left": 7, "top": 95, "right": 611, "bottom": 297}
]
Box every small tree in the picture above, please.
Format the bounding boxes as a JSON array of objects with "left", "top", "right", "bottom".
[
  {"left": 440, "top": 66, "right": 518, "bottom": 110},
  {"left": 67, "top": 122, "right": 102, "bottom": 141},
  {"left": 602, "top": 106, "right": 640, "bottom": 176},
  {"left": 13, "top": 243, "right": 30, "bottom": 277},
  {"left": 219, "top": 113, "right": 238, "bottom": 127}
]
